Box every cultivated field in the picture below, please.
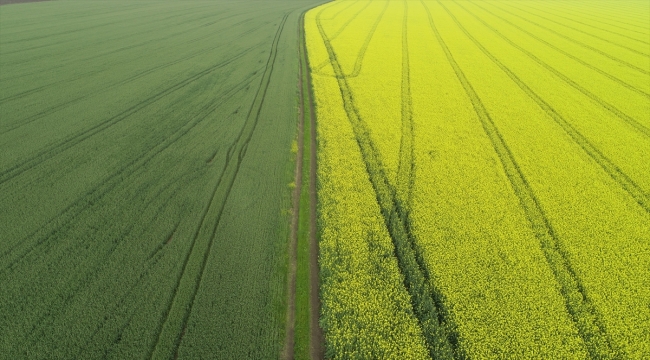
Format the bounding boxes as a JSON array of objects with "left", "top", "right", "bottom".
[
  {"left": 306, "top": 0, "right": 650, "bottom": 358},
  {"left": 0, "top": 0, "right": 322, "bottom": 358}
]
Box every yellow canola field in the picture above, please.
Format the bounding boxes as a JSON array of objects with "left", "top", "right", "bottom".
[
  {"left": 306, "top": 0, "right": 650, "bottom": 358},
  {"left": 305, "top": 3, "right": 430, "bottom": 359}
]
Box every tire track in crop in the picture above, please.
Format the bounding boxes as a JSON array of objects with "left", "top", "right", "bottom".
[
  {"left": 69, "top": 199, "right": 186, "bottom": 358},
  {"left": 0, "top": 77, "right": 256, "bottom": 272},
  {"left": 314, "top": 0, "right": 388, "bottom": 78},
  {"left": 484, "top": 1, "right": 650, "bottom": 76},
  {"left": 72, "top": 177, "right": 191, "bottom": 358},
  {"left": 147, "top": 14, "right": 289, "bottom": 360},
  {"left": 0, "top": 87, "right": 216, "bottom": 263},
  {"left": 516, "top": 2, "right": 650, "bottom": 45},
  {"left": 1, "top": 5, "right": 206, "bottom": 46},
  {"left": 539, "top": 4, "right": 650, "bottom": 34},
  {"left": 0, "top": 72, "right": 256, "bottom": 265},
  {"left": 452, "top": 2, "right": 650, "bottom": 139},
  {"left": 22, "top": 211, "right": 179, "bottom": 354},
  {"left": 450, "top": 1, "right": 650, "bottom": 213},
  {"left": 0, "top": 48, "right": 255, "bottom": 186},
  {"left": 466, "top": 1, "right": 649, "bottom": 99},
  {"left": 427, "top": 1, "right": 618, "bottom": 358},
  {"left": 170, "top": 13, "right": 289, "bottom": 357},
  {"left": 0, "top": 22, "right": 269, "bottom": 136},
  {"left": 344, "top": 0, "right": 389, "bottom": 78},
  {"left": 0, "top": 10, "right": 261, "bottom": 98},
  {"left": 0, "top": 4, "right": 207, "bottom": 58},
  {"left": 0, "top": 99, "right": 210, "bottom": 272},
  {"left": 570, "top": 4, "right": 650, "bottom": 29},
  {"left": 324, "top": 0, "right": 360, "bottom": 21},
  {"left": 311, "top": 0, "right": 372, "bottom": 72},
  {"left": 1, "top": 8, "right": 248, "bottom": 82},
  {"left": 501, "top": 1, "right": 650, "bottom": 57},
  {"left": 328, "top": 0, "right": 372, "bottom": 40},
  {"left": 316, "top": 6, "right": 459, "bottom": 359},
  {"left": 397, "top": 0, "right": 414, "bottom": 211}
]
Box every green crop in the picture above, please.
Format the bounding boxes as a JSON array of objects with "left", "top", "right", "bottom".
[{"left": 0, "top": 0, "right": 323, "bottom": 358}]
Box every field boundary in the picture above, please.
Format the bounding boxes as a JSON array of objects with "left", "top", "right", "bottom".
[
  {"left": 283, "top": 9, "right": 307, "bottom": 360},
  {"left": 304, "top": 10, "right": 325, "bottom": 359},
  {"left": 284, "top": 10, "right": 325, "bottom": 359},
  {"left": 426, "top": 1, "right": 618, "bottom": 357}
]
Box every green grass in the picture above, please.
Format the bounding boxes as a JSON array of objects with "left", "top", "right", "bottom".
[{"left": 0, "top": 0, "right": 321, "bottom": 358}]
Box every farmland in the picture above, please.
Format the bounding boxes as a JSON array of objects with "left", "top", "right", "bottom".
[
  {"left": 306, "top": 0, "right": 650, "bottom": 359},
  {"left": 0, "top": 0, "right": 322, "bottom": 358},
  {"left": 2, "top": 0, "right": 649, "bottom": 358}
]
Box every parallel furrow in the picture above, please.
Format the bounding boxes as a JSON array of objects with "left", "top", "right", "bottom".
[
  {"left": 427, "top": 1, "right": 618, "bottom": 358},
  {"left": 0, "top": 14, "right": 266, "bottom": 110}
]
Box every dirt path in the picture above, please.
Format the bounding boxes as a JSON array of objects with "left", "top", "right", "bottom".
[
  {"left": 285, "top": 10, "right": 324, "bottom": 360},
  {"left": 283, "top": 23, "right": 305, "bottom": 360},
  {"left": 305, "top": 17, "right": 325, "bottom": 359},
  {"left": 283, "top": 10, "right": 308, "bottom": 360}
]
